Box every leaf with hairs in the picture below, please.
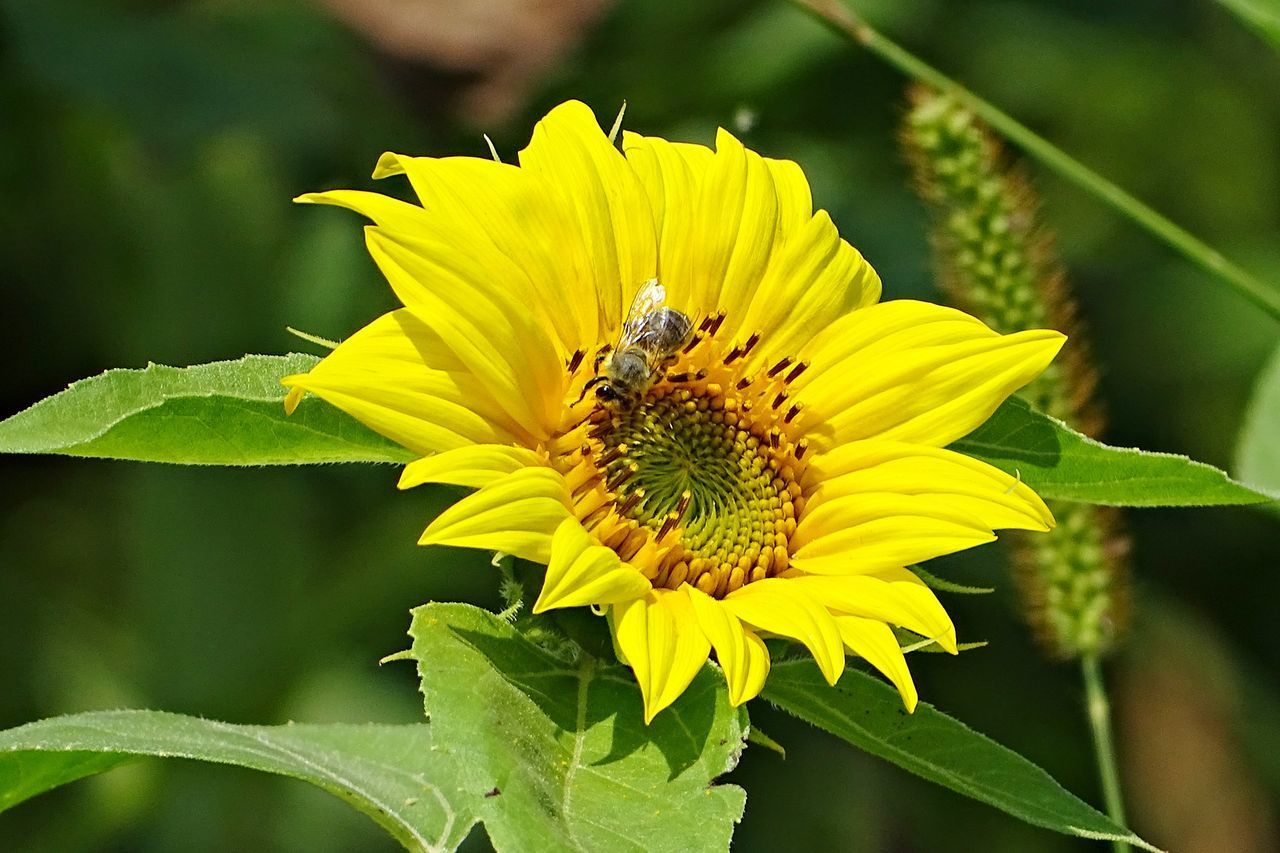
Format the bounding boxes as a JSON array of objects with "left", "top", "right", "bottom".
[
  {"left": 952, "top": 397, "right": 1274, "bottom": 507},
  {"left": 408, "top": 603, "right": 747, "bottom": 853},
  {"left": 0, "top": 712, "right": 474, "bottom": 851},
  {"left": 0, "top": 354, "right": 412, "bottom": 465},
  {"left": 764, "top": 661, "right": 1161, "bottom": 851}
]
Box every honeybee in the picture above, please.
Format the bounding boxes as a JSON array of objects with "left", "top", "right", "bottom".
[{"left": 581, "top": 279, "right": 693, "bottom": 408}]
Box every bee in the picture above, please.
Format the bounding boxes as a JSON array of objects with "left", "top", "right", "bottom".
[{"left": 580, "top": 279, "right": 693, "bottom": 408}]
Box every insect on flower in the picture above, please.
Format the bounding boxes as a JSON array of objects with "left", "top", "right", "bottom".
[{"left": 579, "top": 279, "right": 694, "bottom": 409}]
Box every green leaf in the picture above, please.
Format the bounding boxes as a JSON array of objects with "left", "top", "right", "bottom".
[
  {"left": 409, "top": 603, "right": 747, "bottom": 853},
  {"left": 763, "top": 661, "right": 1161, "bottom": 851},
  {"left": 1214, "top": 0, "right": 1280, "bottom": 50},
  {"left": 911, "top": 565, "right": 994, "bottom": 595},
  {"left": 787, "top": 0, "right": 1280, "bottom": 321},
  {"left": 1236, "top": 343, "right": 1280, "bottom": 498},
  {"left": 0, "top": 605, "right": 749, "bottom": 852},
  {"left": 951, "top": 397, "right": 1275, "bottom": 507},
  {"left": 0, "top": 712, "right": 476, "bottom": 851},
  {"left": 892, "top": 627, "right": 988, "bottom": 654},
  {"left": 745, "top": 724, "right": 787, "bottom": 759},
  {"left": 0, "top": 354, "right": 413, "bottom": 465}
]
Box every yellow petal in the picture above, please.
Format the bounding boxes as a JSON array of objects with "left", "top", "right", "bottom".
[
  {"left": 281, "top": 309, "right": 527, "bottom": 456},
  {"left": 623, "top": 130, "right": 879, "bottom": 362},
  {"left": 688, "top": 129, "right": 780, "bottom": 327},
  {"left": 627, "top": 129, "right": 787, "bottom": 334},
  {"left": 611, "top": 590, "right": 712, "bottom": 723},
  {"left": 398, "top": 444, "right": 545, "bottom": 490},
  {"left": 764, "top": 156, "right": 813, "bottom": 235},
  {"left": 794, "top": 300, "right": 1065, "bottom": 450},
  {"left": 836, "top": 615, "right": 919, "bottom": 712},
  {"left": 801, "top": 439, "right": 1053, "bottom": 533},
  {"left": 724, "top": 578, "right": 845, "bottom": 685},
  {"left": 365, "top": 228, "right": 563, "bottom": 437},
  {"left": 373, "top": 153, "right": 597, "bottom": 351},
  {"left": 685, "top": 586, "right": 771, "bottom": 706},
  {"left": 533, "top": 518, "right": 651, "bottom": 613},
  {"left": 620, "top": 132, "right": 712, "bottom": 319},
  {"left": 519, "top": 101, "right": 657, "bottom": 333},
  {"left": 791, "top": 492, "right": 997, "bottom": 575},
  {"left": 785, "top": 569, "right": 958, "bottom": 654},
  {"left": 418, "top": 467, "right": 571, "bottom": 562},
  {"left": 737, "top": 209, "right": 881, "bottom": 370},
  {"left": 283, "top": 386, "right": 305, "bottom": 415},
  {"left": 294, "top": 189, "right": 428, "bottom": 234}
]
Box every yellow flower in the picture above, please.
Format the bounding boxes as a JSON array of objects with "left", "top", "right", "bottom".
[{"left": 283, "top": 101, "right": 1063, "bottom": 722}]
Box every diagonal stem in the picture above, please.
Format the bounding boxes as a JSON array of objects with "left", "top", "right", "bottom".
[
  {"left": 1082, "top": 653, "right": 1130, "bottom": 853},
  {"left": 786, "top": 0, "right": 1280, "bottom": 322}
]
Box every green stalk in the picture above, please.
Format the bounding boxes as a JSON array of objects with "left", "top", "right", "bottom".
[
  {"left": 787, "top": 0, "right": 1280, "bottom": 322},
  {"left": 1082, "top": 654, "right": 1130, "bottom": 853}
]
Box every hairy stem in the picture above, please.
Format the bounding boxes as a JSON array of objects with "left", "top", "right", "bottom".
[
  {"left": 1082, "top": 654, "right": 1130, "bottom": 852},
  {"left": 787, "top": 0, "right": 1280, "bottom": 321}
]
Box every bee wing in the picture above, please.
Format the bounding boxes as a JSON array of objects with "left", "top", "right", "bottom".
[{"left": 618, "top": 279, "right": 667, "bottom": 350}]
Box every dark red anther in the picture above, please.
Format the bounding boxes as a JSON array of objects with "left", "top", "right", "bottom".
[
  {"left": 607, "top": 462, "right": 639, "bottom": 490},
  {"left": 596, "top": 442, "right": 625, "bottom": 468},
  {"left": 617, "top": 488, "right": 645, "bottom": 517},
  {"left": 784, "top": 361, "right": 809, "bottom": 384},
  {"left": 675, "top": 490, "right": 692, "bottom": 520}
]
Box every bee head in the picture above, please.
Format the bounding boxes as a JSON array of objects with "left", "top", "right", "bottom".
[
  {"left": 594, "top": 382, "right": 639, "bottom": 410},
  {"left": 595, "top": 383, "right": 622, "bottom": 403}
]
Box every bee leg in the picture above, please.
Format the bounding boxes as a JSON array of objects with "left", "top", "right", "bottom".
[
  {"left": 664, "top": 367, "right": 706, "bottom": 385},
  {"left": 663, "top": 351, "right": 687, "bottom": 381},
  {"left": 593, "top": 344, "right": 612, "bottom": 371},
  {"left": 573, "top": 375, "right": 607, "bottom": 406}
]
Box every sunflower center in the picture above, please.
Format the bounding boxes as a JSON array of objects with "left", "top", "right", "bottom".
[
  {"left": 551, "top": 324, "right": 812, "bottom": 600},
  {"left": 607, "top": 383, "right": 788, "bottom": 542}
]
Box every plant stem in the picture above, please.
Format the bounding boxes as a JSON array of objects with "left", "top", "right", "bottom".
[
  {"left": 1082, "top": 654, "right": 1130, "bottom": 853},
  {"left": 786, "top": 0, "right": 1280, "bottom": 322}
]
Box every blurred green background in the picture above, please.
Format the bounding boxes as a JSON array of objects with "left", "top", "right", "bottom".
[{"left": 2, "top": 0, "right": 1278, "bottom": 850}]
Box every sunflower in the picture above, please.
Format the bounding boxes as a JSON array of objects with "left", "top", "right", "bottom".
[{"left": 283, "top": 101, "right": 1063, "bottom": 722}]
